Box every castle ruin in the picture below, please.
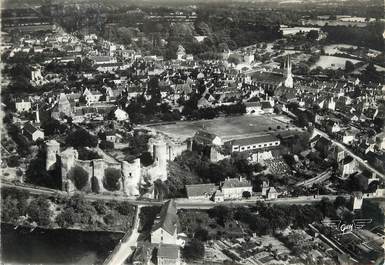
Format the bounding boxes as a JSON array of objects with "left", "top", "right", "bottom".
[{"left": 45, "top": 135, "right": 189, "bottom": 196}]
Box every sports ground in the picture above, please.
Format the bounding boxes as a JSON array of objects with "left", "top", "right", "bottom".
[{"left": 148, "top": 115, "right": 297, "bottom": 141}]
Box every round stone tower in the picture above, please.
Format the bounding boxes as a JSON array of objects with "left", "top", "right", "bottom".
[
  {"left": 46, "top": 140, "right": 60, "bottom": 171},
  {"left": 121, "top": 158, "right": 141, "bottom": 196},
  {"left": 153, "top": 141, "right": 167, "bottom": 181},
  {"left": 60, "top": 147, "right": 78, "bottom": 192},
  {"left": 153, "top": 141, "right": 167, "bottom": 169}
]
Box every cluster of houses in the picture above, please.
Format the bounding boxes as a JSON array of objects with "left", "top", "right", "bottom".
[
  {"left": 185, "top": 177, "right": 278, "bottom": 202},
  {"left": 146, "top": 200, "right": 185, "bottom": 265}
]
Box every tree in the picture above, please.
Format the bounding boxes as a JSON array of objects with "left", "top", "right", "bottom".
[
  {"left": 195, "top": 21, "right": 211, "bottom": 36},
  {"left": 64, "top": 194, "right": 97, "bottom": 226},
  {"left": 56, "top": 207, "right": 78, "bottom": 228},
  {"left": 103, "top": 168, "right": 121, "bottom": 191},
  {"left": 139, "top": 206, "right": 162, "bottom": 232},
  {"left": 77, "top": 148, "right": 102, "bottom": 160},
  {"left": 318, "top": 197, "right": 335, "bottom": 217},
  {"left": 27, "top": 197, "right": 52, "bottom": 226},
  {"left": 104, "top": 213, "right": 117, "bottom": 225},
  {"left": 26, "top": 150, "right": 61, "bottom": 189},
  {"left": 140, "top": 151, "right": 154, "bottom": 167},
  {"left": 65, "top": 129, "right": 98, "bottom": 148},
  {"left": 307, "top": 30, "right": 319, "bottom": 41},
  {"left": 361, "top": 62, "right": 383, "bottom": 84},
  {"left": 345, "top": 60, "right": 355, "bottom": 72},
  {"left": 99, "top": 140, "right": 114, "bottom": 150},
  {"left": 183, "top": 239, "right": 205, "bottom": 260},
  {"left": 93, "top": 200, "right": 107, "bottom": 215},
  {"left": 41, "top": 119, "right": 67, "bottom": 136},
  {"left": 7, "top": 156, "right": 20, "bottom": 167},
  {"left": 334, "top": 196, "right": 347, "bottom": 208},
  {"left": 348, "top": 174, "right": 368, "bottom": 192},
  {"left": 228, "top": 55, "right": 240, "bottom": 65},
  {"left": 208, "top": 206, "right": 233, "bottom": 226},
  {"left": 68, "top": 166, "right": 89, "bottom": 191},
  {"left": 194, "top": 227, "right": 209, "bottom": 241},
  {"left": 2, "top": 196, "right": 21, "bottom": 222},
  {"left": 117, "top": 201, "right": 134, "bottom": 215},
  {"left": 242, "top": 191, "right": 251, "bottom": 199}
]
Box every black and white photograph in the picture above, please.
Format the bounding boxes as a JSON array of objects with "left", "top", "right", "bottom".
[{"left": 0, "top": 0, "right": 384, "bottom": 264}]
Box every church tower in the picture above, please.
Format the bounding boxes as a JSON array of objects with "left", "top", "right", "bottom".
[{"left": 284, "top": 55, "right": 294, "bottom": 89}]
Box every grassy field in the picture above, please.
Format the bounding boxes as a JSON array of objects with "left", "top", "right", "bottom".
[{"left": 148, "top": 115, "right": 296, "bottom": 141}]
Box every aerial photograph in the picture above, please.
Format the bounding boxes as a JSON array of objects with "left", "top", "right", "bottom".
[{"left": 0, "top": 0, "right": 384, "bottom": 264}]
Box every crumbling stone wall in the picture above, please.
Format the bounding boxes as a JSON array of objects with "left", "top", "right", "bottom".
[{"left": 46, "top": 141, "right": 143, "bottom": 195}]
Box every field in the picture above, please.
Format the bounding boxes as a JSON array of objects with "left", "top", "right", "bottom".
[
  {"left": 148, "top": 115, "right": 298, "bottom": 141},
  {"left": 311, "top": 55, "right": 361, "bottom": 70}
]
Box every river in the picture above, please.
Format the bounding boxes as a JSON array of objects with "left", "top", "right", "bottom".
[{"left": 1, "top": 223, "right": 124, "bottom": 265}]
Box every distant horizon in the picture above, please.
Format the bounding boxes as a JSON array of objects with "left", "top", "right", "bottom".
[{"left": 1, "top": 0, "right": 383, "bottom": 7}]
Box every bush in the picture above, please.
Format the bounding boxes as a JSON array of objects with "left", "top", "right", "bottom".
[{"left": 103, "top": 168, "right": 121, "bottom": 191}]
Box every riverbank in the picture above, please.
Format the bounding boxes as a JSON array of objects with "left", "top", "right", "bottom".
[
  {"left": 2, "top": 220, "right": 128, "bottom": 234},
  {"left": 1, "top": 223, "right": 124, "bottom": 265},
  {"left": 2, "top": 188, "right": 136, "bottom": 234}
]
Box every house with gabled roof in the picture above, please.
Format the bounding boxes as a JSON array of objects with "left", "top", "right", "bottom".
[
  {"left": 83, "top": 88, "right": 102, "bottom": 105},
  {"left": 194, "top": 130, "right": 223, "bottom": 146},
  {"left": 151, "top": 200, "right": 178, "bottom": 245},
  {"left": 220, "top": 176, "right": 252, "bottom": 200},
  {"left": 15, "top": 98, "right": 32, "bottom": 113},
  {"left": 245, "top": 101, "right": 263, "bottom": 115},
  {"left": 23, "top": 122, "right": 44, "bottom": 141},
  {"left": 197, "top": 96, "right": 211, "bottom": 108}
]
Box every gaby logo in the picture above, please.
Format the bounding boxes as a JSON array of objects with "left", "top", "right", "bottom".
[{"left": 322, "top": 219, "right": 372, "bottom": 234}]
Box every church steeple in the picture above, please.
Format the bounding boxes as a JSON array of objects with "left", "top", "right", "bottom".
[
  {"left": 35, "top": 104, "right": 40, "bottom": 124},
  {"left": 287, "top": 55, "right": 292, "bottom": 76}
]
